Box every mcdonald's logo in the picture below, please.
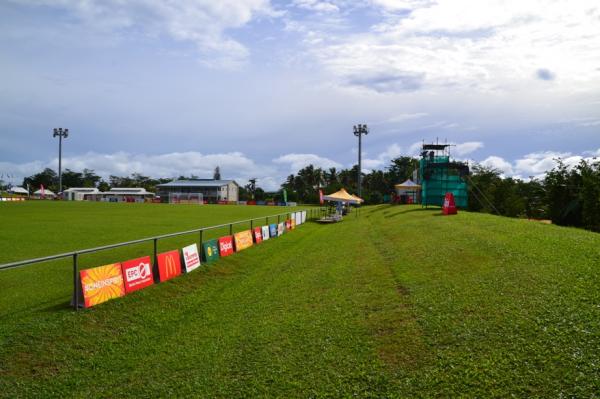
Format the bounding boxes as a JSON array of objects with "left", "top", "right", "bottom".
[{"left": 157, "top": 250, "right": 182, "bottom": 282}]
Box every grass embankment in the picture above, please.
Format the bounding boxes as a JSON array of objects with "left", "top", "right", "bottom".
[{"left": 1, "top": 203, "right": 599, "bottom": 397}]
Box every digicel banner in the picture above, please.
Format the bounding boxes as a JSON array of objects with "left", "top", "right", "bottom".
[
  {"left": 203, "top": 239, "right": 220, "bottom": 263},
  {"left": 285, "top": 219, "right": 292, "bottom": 231},
  {"left": 121, "top": 256, "right": 154, "bottom": 294},
  {"left": 157, "top": 250, "right": 182, "bottom": 282},
  {"left": 80, "top": 263, "right": 125, "bottom": 308},
  {"left": 234, "top": 230, "right": 254, "bottom": 252},
  {"left": 182, "top": 243, "right": 201, "bottom": 273},
  {"left": 253, "top": 227, "right": 263, "bottom": 244},
  {"left": 218, "top": 236, "right": 234, "bottom": 257},
  {"left": 261, "top": 226, "right": 270, "bottom": 241}
]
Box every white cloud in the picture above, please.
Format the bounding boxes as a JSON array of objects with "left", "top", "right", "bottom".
[
  {"left": 453, "top": 141, "right": 483, "bottom": 156},
  {"left": 362, "top": 143, "right": 403, "bottom": 170},
  {"left": 301, "top": 0, "right": 600, "bottom": 93},
  {"left": 273, "top": 153, "right": 343, "bottom": 172},
  {"left": 293, "top": 0, "right": 339, "bottom": 12},
  {"left": 17, "top": 0, "right": 278, "bottom": 68},
  {"left": 481, "top": 156, "right": 514, "bottom": 175},
  {"left": 386, "top": 112, "right": 428, "bottom": 123}
]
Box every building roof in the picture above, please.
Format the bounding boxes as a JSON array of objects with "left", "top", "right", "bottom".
[
  {"left": 63, "top": 187, "right": 100, "bottom": 193},
  {"left": 8, "top": 187, "right": 28, "bottom": 194},
  {"left": 106, "top": 188, "right": 153, "bottom": 195},
  {"left": 156, "top": 179, "right": 238, "bottom": 188}
]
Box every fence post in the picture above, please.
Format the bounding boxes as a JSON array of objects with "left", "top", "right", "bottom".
[
  {"left": 153, "top": 238, "right": 158, "bottom": 267},
  {"left": 72, "top": 253, "right": 79, "bottom": 310},
  {"left": 199, "top": 229, "right": 203, "bottom": 247},
  {"left": 278, "top": 215, "right": 280, "bottom": 224},
  {"left": 250, "top": 219, "right": 253, "bottom": 230},
  {"left": 229, "top": 223, "right": 233, "bottom": 235},
  {"left": 265, "top": 216, "right": 268, "bottom": 225}
]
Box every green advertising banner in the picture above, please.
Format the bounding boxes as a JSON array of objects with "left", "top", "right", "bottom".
[{"left": 202, "top": 239, "right": 220, "bottom": 263}]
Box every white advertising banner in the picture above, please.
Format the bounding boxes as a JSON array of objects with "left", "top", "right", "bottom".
[
  {"left": 261, "top": 225, "right": 270, "bottom": 241},
  {"left": 182, "top": 243, "right": 201, "bottom": 273}
]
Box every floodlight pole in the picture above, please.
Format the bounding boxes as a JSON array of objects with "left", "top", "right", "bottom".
[
  {"left": 353, "top": 124, "right": 369, "bottom": 198},
  {"left": 53, "top": 127, "right": 69, "bottom": 196}
]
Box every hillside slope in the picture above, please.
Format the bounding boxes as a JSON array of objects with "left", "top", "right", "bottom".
[{"left": 1, "top": 205, "right": 599, "bottom": 397}]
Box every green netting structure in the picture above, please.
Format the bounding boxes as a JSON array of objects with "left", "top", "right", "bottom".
[{"left": 419, "top": 151, "right": 469, "bottom": 208}]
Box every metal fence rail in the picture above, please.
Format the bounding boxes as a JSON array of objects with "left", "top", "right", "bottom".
[{"left": 0, "top": 207, "right": 324, "bottom": 309}]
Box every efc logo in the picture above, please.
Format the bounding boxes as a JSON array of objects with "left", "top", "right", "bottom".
[
  {"left": 157, "top": 250, "right": 182, "bottom": 282},
  {"left": 121, "top": 256, "right": 154, "bottom": 293},
  {"left": 218, "top": 236, "right": 234, "bottom": 257}
]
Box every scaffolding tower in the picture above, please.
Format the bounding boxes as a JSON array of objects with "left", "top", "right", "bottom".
[{"left": 418, "top": 143, "right": 469, "bottom": 208}]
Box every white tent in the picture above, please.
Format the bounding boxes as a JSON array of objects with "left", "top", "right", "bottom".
[
  {"left": 8, "top": 187, "right": 28, "bottom": 195},
  {"left": 33, "top": 188, "right": 56, "bottom": 197}
]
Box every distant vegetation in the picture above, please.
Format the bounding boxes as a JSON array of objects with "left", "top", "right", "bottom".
[{"left": 6, "top": 156, "right": 600, "bottom": 232}]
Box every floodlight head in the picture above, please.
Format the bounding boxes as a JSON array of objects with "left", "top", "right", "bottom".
[
  {"left": 64, "top": 128, "right": 69, "bottom": 138},
  {"left": 53, "top": 128, "right": 58, "bottom": 137}
]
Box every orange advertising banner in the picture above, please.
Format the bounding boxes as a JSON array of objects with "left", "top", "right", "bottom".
[
  {"left": 234, "top": 230, "right": 254, "bottom": 252},
  {"left": 80, "top": 263, "right": 125, "bottom": 308}
]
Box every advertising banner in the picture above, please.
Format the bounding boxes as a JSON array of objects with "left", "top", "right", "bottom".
[
  {"left": 291, "top": 219, "right": 296, "bottom": 230},
  {"left": 80, "top": 263, "right": 125, "bottom": 308},
  {"left": 121, "top": 256, "right": 153, "bottom": 294},
  {"left": 302, "top": 211, "right": 307, "bottom": 224},
  {"left": 285, "top": 219, "right": 292, "bottom": 230},
  {"left": 269, "top": 224, "right": 277, "bottom": 238},
  {"left": 157, "top": 250, "right": 182, "bottom": 282},
  {"left": 253, "top": 227, "right": 263, "bottom": 244},
  {"left": 277, "top": 222, "right": 284, "bottom": 236},
  {"left": 218, "top": 236, "right": 234, "bottom": 257},
  {"left": 234, "top": 230, "right": 254, "bottom": 252},
  {"left": 202, "top": 239, "right": 220, "bottom": 263},
  {"left": 182, "top": 243, "right": 201, "bottom": 273},
  {"left": 295, "top": 211, "right": 302, "bottom": 226},
  {"left": 261, "top": 225, "right": 270, "bottom": 241}
]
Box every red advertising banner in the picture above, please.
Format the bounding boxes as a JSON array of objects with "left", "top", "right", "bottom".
[
  {"left": 234, "top": 230, "right": 254, "bottom": 252},
  {"left": 182, "top": 243, "right": 201, "bottom": 273},
  {"left": 121, "top": 256, "right": 154, "bottom": 294},
  {"left": 253, "top": 227, "right": 263, "bottom": 244},
  {"left": 442, "top": 192, "right": 458, "bottom": 215},
  {"left": 157, "top": 250, "right": 182, "bottom": 282},
  {"left": 285, "top": 219, "right": 292, "bottom": 230},
  {"left": 218, "top": 236, "right": 234, "bottom": 257},
  {"left": 80, "top": 263, "right": 125, "bottom": 308}
]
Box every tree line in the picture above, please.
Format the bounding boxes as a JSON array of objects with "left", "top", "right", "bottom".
[{"left": 279, "top": 157, "right": 600, "bottom": 233}]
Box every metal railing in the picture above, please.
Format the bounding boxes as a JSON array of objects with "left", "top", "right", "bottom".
[{"left": 0, "top": 208, "right": 324, "bottom": 309}]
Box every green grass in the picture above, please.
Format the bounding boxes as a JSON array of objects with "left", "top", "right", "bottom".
[{"left": 1, "top": 202, "right": 599, "bottom": 397}]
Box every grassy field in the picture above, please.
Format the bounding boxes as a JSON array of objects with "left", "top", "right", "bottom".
[{"left": 1, "top": 202, "right": 599, "bottom": 397}]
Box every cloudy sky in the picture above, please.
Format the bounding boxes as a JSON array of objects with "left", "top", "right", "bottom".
[{"left": 1, "top": 0, "right": 599, "bottom": 190}]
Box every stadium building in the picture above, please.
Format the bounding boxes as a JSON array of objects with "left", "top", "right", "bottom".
[{"left": 156, "top": 179, "right": 239, "bottom": 203}]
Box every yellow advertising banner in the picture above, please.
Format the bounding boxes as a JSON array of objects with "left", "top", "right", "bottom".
[
  {"left": 234, "top": 230, "right": 254, "bottom": 252},
  {"left": 80, "top": 263, "right": 125, "bottom": 308}
]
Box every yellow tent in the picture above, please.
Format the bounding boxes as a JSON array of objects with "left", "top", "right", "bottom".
[
  {"left": 323, "top": 188, "right": 362, "bottom": 204},
  {"left": 349, "top": 193, "right": 364, "bottom": 203}
]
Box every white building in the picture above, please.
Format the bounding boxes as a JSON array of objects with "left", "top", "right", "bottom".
[{"left": 156, "top": 179, "right": 239, "bottom": 203}]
